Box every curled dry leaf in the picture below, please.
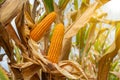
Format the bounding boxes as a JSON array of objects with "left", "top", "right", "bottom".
[
  {"left": 26, "top": 39, "right": 88, "bottom": 79},
  {"left": 4, "top": 24, "right": 89, "bottom": 79},
  {"left": 64, "top": 2, "right": 98, "bottom": 38},
  {"left": 11, "top": 62, "right": 41, "bottom": 80},
  {"left": 28, "top": 39, "right": 49, "bottom": 64},
  {"left": 28, "top": 39, "right": 52, "bottom": 72},
  {"left": 54, "top": 60, "right": 88, "bottom": 80}
]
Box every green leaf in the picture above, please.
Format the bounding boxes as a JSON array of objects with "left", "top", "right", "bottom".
[
  {"left": 76, "top": 25, "right": 87, "bottom": 50},
  {"left": 94, "top": 39, "right": 101, "bottom": 53},
  {"left": 0, "top": 0, "right": 5, "bottom": 4},
  {"left": 43, "top": 0, "right": 54, "bottom": 13},
  {"left": 0, "top": 67, "right": 9, "bottom": 80},
  {"left": 94, "top": 31, "right": 109, "bottom": 53},
  {"left": 74, "top": 0, "right": 78, "bottom": 10},
  {"left": 104, "top": 45, "right": 110, "bottom": 53},
  {"left": 12, "top": 40, "right": 22, "bottom": 64},
  {"left": 80, "top": 26, "right": 87, "bottom": 49},
  {"left": 108, "top": 73, "right": 119, "bottom": 80},
  {"left": 76, "top": 29, "right": 81, "bottom": 46},
  {"left": 80, "top": 23, "right": 97, "bottom": 65},
  {"left": 84, "top": 24, "right": 92, "bottom": 41},
  {"left": 111, "top": 61, "right": 119, "bottom": 71},
  {"left": 58, "top": 0, "right": 69, "bottom": 10}
]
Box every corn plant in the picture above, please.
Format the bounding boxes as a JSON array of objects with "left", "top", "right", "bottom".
[{"left": 0, "top": 0, "right": 120, "bottom": 80}]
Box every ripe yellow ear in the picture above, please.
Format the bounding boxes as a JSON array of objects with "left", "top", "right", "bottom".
[
  {"left": 30, "top": 12, "right": 57, "bottom": 42},
  {"left": 47, "top": 23, "right": 64, "bottom": 63}
]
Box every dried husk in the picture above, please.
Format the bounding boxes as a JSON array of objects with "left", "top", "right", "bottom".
[{"left": 0, "top": 0, "right": 25, "bottom": 25}]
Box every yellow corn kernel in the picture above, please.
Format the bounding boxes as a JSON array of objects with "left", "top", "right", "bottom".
[
  {"left": 30, "top": 12, "right": 57, "bottom": 42},
  {"left": 47, "top": 23, "right": 64, "bottom": 63}
]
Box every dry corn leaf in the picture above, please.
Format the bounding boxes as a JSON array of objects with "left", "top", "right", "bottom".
[
  {"left": 0, "top": 23, "right": 15, "bottom": 63},
  {"left": 97, "top": 45, "right": 116, "bottom": 80},
  {"left": 96, "top": 28, "right": 108, "bottom": 38},
  {"left": 97, "top": 25, "right": 120, "bottom": 80},
  {"left": 10, "top": 62, "right": 41, "bottom": 80},
  {"left": 22, "top": 63, "right": 41, "bottom": 80},
  {"left": 15, "top": 5, "right": 30, "bottom": 47},
  {"left": 64, "top": 2, "right": 98, "bottom": 38},
  {"left": 100, "top": 0, "right": 110, "bottom": 4},
  {"left": 28, "top": 38, "right": 88, "bottom": 79},
  {"left": 9, "top": 63, "right": 23, "bottom": 79},
  {"left": 60, "top": 1, "right": 96, "bottom": 61},
  {"left": 97, "top": 0, "right": 110, "bottom": 6},
  {"left": 0, "top": 0, "right": 25, "bottom": 25},
  {"left": 59, "top": 38, "right": 72, "bottom": 60},
  {"left": 66, "top": 10, "right": 78, "bottom": 25},
  {"left": 5, "top": 24, "right": 20, "bottom": 44},
  {"left": 24, "top": 0, "right": 31, "bottom": 17},
  {"left": 28, "top": 39, "right": 49, "bottom": 66},
  {"left": 5, "top": 24, "right": 26, "bottom": 53},
  {"left": 24, "top": 11, "right": 34, "bottom": 28},
  {"left": 54, "top": 60, "right": 88, "bottom": 79},
  {"left": 24, "top": 0, "right": 34, "bottom": 28},
  {"left": 31, "top": 0, "right": 39, "bottom": 21},
  {"left": 30, "top": 73, "right": 40, "bottom": 80}
]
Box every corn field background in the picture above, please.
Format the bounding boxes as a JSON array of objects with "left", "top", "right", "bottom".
[{"left": 0, "top": 0, "right": 120, "bottom": 80}]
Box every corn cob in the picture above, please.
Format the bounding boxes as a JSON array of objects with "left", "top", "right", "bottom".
[
  {"left": 47, "top": 23, "right": 64, "bottom": 63},
  {"left": 30, "top": 12, "right": 57, "bottom": 42}
]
